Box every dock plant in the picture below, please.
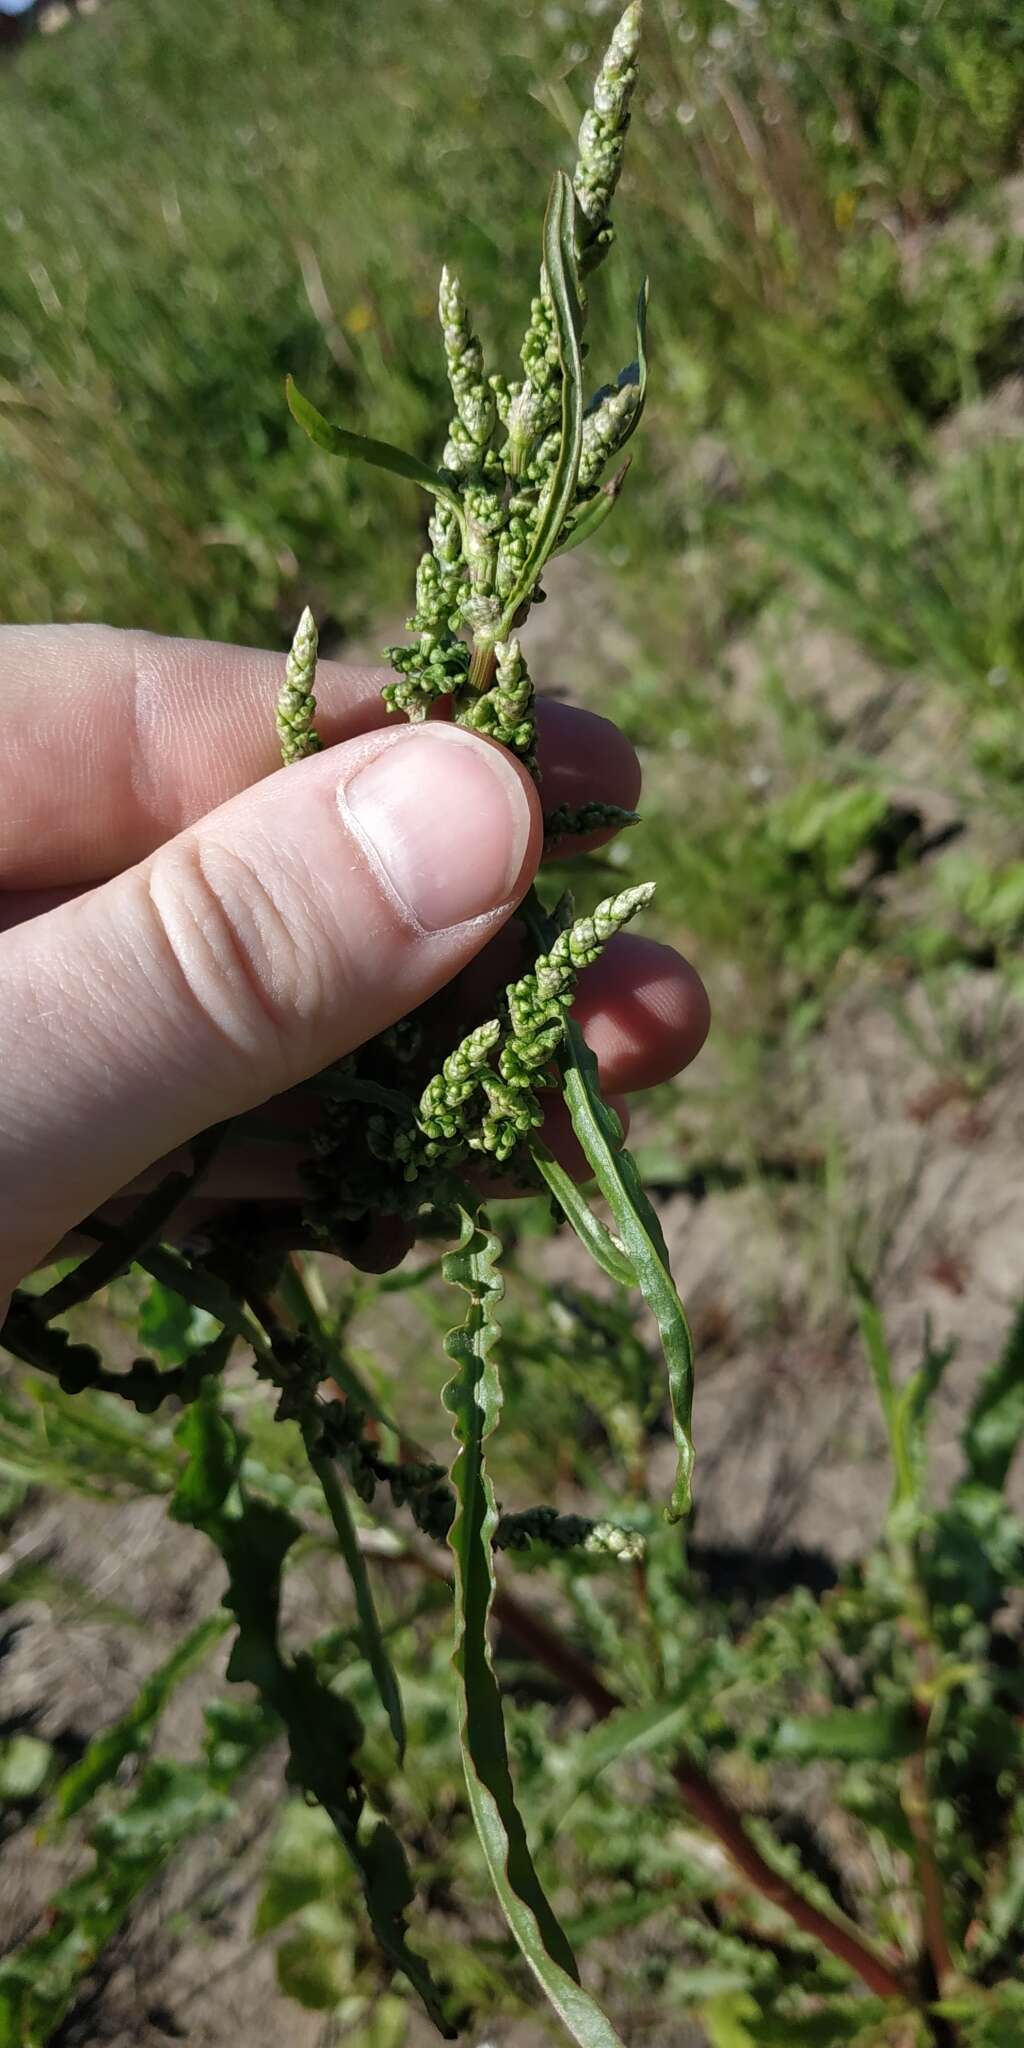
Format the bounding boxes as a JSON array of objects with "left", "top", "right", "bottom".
[{"left": 4, "top": 10, "right": 1024, "bottom": 2047}]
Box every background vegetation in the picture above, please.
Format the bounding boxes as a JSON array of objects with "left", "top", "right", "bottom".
[{"left": 1, "top": 2, "right": 1024, "bottom": 2043}]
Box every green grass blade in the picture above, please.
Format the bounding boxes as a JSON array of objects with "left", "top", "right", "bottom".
[
  {"left": 850, "top": 1265, "right": 916, "bottom": 1514},
  {"left": 560, "top": 1019, "right": 695, "bottom": 1520},
  {"left": 443, "top": 1209, "right": 626, "bottom": 2047},
  {"left": 286, "top": 375, "right": 462, "bottom": 510}
]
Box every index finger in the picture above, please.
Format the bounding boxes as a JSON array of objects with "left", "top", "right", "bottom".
[
  {"left": 0, "top": 624, "right": 640, "bottom": 889},
  {"left": 0, "top": 623, "right": 390, "bottom": 889}
]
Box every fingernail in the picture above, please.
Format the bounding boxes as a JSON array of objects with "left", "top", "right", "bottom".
[{"left": 342, "top": 728, "right": 533, "bottom": 931}]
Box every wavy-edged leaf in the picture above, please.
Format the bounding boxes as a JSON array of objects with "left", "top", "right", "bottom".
[
  {"left": 560, "top": 1019, "right": 695, "bottom": 1519},
  {"left": 172, "top": 1388, "right": 450, "bottom": 2034},
  {"left": 286, "top": 376, "right": 461, "bottom": 510},
  {"left": 443, "top": 1208, "right": 625, "bottom": 2047},
  {"left": 531, "top": 1140, "right": 636, "bottom": 1288},
  {"left": 53, "top": 1613, "right": 229, "bottom": 1824},
  {"left": 307, "top": 1439, "right": 406, "bottom": 1758},
  {"left": 500, "top": 171, "right": 585, "bottom": 628}
]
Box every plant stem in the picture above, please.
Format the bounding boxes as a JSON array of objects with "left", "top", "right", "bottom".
[
  {"left": 903, "top": 1742, "right": 957, "bottom": 2000},
  {"left": 159, "top": 1256, "right": 914, "bottom": 2012},
  {"left": 468, "top": 638, "right": 497, "bottom": 690},
  {"left": 353, "top": 1524, "right": 914, "bottom": 2007}
]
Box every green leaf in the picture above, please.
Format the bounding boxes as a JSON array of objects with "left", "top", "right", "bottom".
[
  {"left": 275, "top": 1903, "right": 354, "bottom": 2011},
  {"left": 962, "top": 1294, "right": 1024, "bottom": 1493},
  {"left": 138, "top": 1278, "right": 218, "bottom": 1360},
  {"left": 541, "top": 1693, "right": 706, "bottom": 1840},
  {"left": 52, "top": 1614, "right": 229, "bottom": 1824},
  {"left": 443, "top": 1209, "right": 625, "bottom": 2048},
  {"left": 170, "top": 1380, "right": 242, "bottom": 1532},
  {"left": 530, "top": 1141, "right": 636, "bottom": 1288},
  {"left": 852, "top": 1265, "right": 954, "bottom": 1532},
  {"left": 130, "top": 1240, "right": 278, "bottom": 1373},
  {"left": 557, "top": 457, "right": 631, "bottom": 555},
  {"left": 704, "top": 1993, "right": 759, "bottom": 2048},
  {"left": 500, "top": 171, "right": 585, "bottom": 627},
  {"left": 256, "top": 1800, "right": 351, "bottom": 1937},
  {"left": 172, "top": 1391, "right": 451, "bottom": 2035},
  {"left": 286, "top": 376, "right": 462, "bottom": 510},
  {"left": 773, "top": 1705, "right": 918, "bottom": 1765},
  {"left": 0, "top": 1735, "right": 52, "bottom": 1802},
  {"left": 307, "top": 1440, "right": 406, "bottom": 1759},
  {"left": 740, "top": 2006, "right": 895, "bottom": 2046},
  {"left": 560, "top": 1019, "right": 695, "bottom": 1519}
]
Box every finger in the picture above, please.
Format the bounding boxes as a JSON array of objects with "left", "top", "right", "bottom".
[
  {"left": 451, "top": 926, "right": 710, "bottom": 1097},
  {"left": 42, "top": 1201, "right": 416, "bottom": 1276},
  {"left": 0, "top": 723, "right": 539, "bottom": 1295},
  {"left": 0, "top": 885, "right": 86, "bottom": 936},
  {"left": 95, "top": 933, "right": 706, "bottom": 1214},
  {"left": 119, "top": 1136, "right": 307, "bottom": 1204},
  {"left": 534, "top": 698, "right": 641, "bottom": 850},
  {"left": 0, "top": 625, "right": 640, "bottom": 888},
  {"left": 0, "top": 624, "right": 391, "bottom": 889},
  {"left": 570, "top": 935, "right": 711, "bottom": 1094}
]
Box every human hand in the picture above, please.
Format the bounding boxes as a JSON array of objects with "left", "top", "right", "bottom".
[{"left": 0, "top": 625, "right": 709, "bottom": 1310}]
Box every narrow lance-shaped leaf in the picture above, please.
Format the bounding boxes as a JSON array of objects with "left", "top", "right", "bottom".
[
  {"left": 623, "top": 277, "right": 649, "bottom": 450},
  {"left": 306, "top": 1434, "right": 406, "bottom": 1759},
  {"left": 559, "top": 1017, "right": 695, "bottom": 1520},
  {"left": 531, "top": 1140, "right": 636, "bottom": 1289},
  {"left": 52, "top": 1613, "right": 230, "bottom": 1824},
  {"left": 540, "top": 1687, "right": 713, "bottom": 1841},
  {"left": 556, "top": 456, "right": 631, "bottom": 556},
  {"left": 500, "top": 172, "right": 585, "bottom": 629},
  {"left": 286, "top": 376, "right": 462, "bottom": 511},
  {"left": 443, "top": 1208, "right": 627, "bottom": 2048}
]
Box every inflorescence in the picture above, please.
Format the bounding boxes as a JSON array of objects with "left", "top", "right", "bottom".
[{"left": 278, "top": 1, "right": 650, "bottom": 1250}]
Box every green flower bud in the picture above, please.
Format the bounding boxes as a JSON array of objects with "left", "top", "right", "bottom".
[{"left": 276, "top": 607, "right": 322, "bottom": 765}]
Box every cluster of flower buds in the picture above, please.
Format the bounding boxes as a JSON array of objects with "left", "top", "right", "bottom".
[
  {"left": 573, "top": 0, "right": 642, "bottom": 271},
  {"left": 276, "top": 607, "right": 322, "bottom": 763},
  {"left": 457, "top": 637, "right": 537, "bottom": 767},
  {"left": 278, "top": 6, "right": 654, "bottom": 1253}
]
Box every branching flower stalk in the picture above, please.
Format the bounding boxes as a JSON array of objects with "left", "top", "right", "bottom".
[{"left": 269, "top": 12, "right": 700, "bottom": 2026}]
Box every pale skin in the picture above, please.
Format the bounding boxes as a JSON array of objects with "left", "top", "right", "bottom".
[{"left": 0, "top": 625, "right": 710, "bottom": 1317}]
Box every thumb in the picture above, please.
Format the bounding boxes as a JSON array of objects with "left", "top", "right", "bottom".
[{"left": 0, "top": 723, "right": 539, "bottom": 1289}]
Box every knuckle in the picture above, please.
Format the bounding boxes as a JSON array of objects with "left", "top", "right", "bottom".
[{"left": 145, "top": 833, "right": 326, "bottom": 1070}]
